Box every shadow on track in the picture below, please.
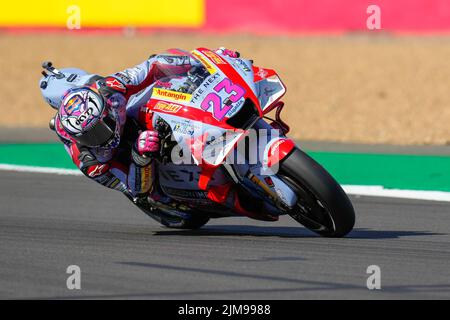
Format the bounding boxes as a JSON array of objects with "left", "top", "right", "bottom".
[
  {"left": 153, "top": 225, "right": 443, "bottom": 239},
  {"left": 347, "top": 228, "right": 445, "bottom": 239},
  {"left": 33, "top": 262, "right": 450, "bottom": 299}
]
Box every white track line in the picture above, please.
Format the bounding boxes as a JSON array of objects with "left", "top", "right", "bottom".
[
  {"left": 342, "top": 185, "right": 450, "bottom": 202},
  {"left": 0, "top": 164, "right": 82, "bottom": 176},
  {"left": 1, "top": 163, "right": 449, "bottom": 202}
]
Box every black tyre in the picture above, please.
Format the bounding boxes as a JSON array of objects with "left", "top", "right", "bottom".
[{"left": 278, "top": 148, "right": 355, "bottom": 237}]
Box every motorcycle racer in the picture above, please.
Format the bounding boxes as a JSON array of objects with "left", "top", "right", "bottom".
[
  {"left": 39, "top": 46, "right": 355, "bottom": 237},
  {"left": 42, "top": 47, "right": 240, "bottom": 216}
]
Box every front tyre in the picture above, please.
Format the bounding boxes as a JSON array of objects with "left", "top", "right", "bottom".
[{"left": 278, "top": 148, "right": 355, "bottom": 237}]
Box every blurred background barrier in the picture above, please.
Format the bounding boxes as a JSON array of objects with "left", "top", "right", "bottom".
[
  {"left": 0, "top": 0, "right": 205, "bottom": 28},
  {"left": 1, "top": 0, "right": 450, "bottom": 146},
  {"left": 2, "top": 0, "right": 450, "bottom": 32},
  {"left": 205, "top": 0, "right": 450, "bottom": 33}
]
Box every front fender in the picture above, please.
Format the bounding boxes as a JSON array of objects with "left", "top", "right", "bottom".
[{"left": 263, "top": 137, "right": 296, "bottom": 169}]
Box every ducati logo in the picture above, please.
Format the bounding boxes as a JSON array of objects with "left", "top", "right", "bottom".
[{"left": 256, "top": 68, "right": 268, "bottom": 79}]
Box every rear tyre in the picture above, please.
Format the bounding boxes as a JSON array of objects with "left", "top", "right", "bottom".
[{"left": 279, "top": 148, "right": 355, "bottom": 237}]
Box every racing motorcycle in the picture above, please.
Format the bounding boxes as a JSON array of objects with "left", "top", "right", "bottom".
[{"left": 40, "top": 48, "right": 355, "bottom": 237}]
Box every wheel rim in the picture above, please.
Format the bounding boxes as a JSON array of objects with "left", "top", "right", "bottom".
[{"left": 280, "top": 175, "right": 336, "bottom": 234}]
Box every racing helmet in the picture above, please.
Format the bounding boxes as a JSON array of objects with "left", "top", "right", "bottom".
[{"left": 58, "top": 86, "right": 120, "bottom": 148}]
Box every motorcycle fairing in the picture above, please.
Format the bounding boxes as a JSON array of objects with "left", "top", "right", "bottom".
[
  {"left": 254, "top": 70, "right": 287, "bottom": 113},
  {"left": 158, "top": 163, "right": 230, "bottom": 191},
  {"left": 146, "top": 49, "right": 261, "bottom": 188},
  {"left": 195, "top": 48, "right": 262, "bottom": 117},
  {"left": 145, "top": 48, "right": 298, "bottom": 211},
  {"left": 157, "top": 162, "right": 234, "bottom": 206}
]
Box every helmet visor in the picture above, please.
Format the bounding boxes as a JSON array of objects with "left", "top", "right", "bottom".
[{"left": 73, "top": 115, "right": 117, "bottom": 147}]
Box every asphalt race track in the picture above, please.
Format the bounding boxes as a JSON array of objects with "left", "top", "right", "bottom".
[{"left": 1, "top": 170, "right": 449, "bottom": 299}]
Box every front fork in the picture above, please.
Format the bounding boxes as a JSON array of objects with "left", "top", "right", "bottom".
[{"left": 230, "top": 119, "right": 298, "bottom": 213}]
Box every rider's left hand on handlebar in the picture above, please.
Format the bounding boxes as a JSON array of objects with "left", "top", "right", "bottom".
[{"left": 136, "top": 130, "right": 160, "bottom": 156}]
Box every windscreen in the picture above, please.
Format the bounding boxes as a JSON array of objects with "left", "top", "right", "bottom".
[{"left": 152, "top": 53, "right": 212, "bottom": 95}]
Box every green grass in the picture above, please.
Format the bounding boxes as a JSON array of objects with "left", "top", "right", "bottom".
[{"left": 1, "top": 143, "right": 449, "bottom": 192}]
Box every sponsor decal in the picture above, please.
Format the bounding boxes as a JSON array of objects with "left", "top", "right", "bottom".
[
  {"left": 173, "top": 123, "right": 195, "bottom": 135},
  {"left": 235, "top": 59, "right": 251, "bottom": 73},
  {"left": 205, "top": 132, "right": 226, "bottom": 147},
  {"left": 170, "top": 119, "right": 201, "bottom": 136},
  {"left": 123, "top": 66, "right": 144, "bottom": 83},
  {"left": 96, "top": 175, "right": 109, "bottom": 185},
  {"left": 105, "top": 78, "right": 126, "bottom": 93},
  {"left": 191, "top": 88, "right": 205, "bottom": 103},
  {"left": 249, "top": 173, "right": 279, "bottom": 202},
  {"left": 154, "top": 101, "right": 183, "bottom": 113},
  {"left": 269, "top": 139, "right": 285, "bottom": 156},
  {"left": 267, "top": 138, "right": 295, "bottom": 167},
  {"left": 191, "top": 51, "right": 217, "bottom": 74},
  {"left": 203, "top": 50, "right": 226, "bottom": 65},
  {"left": 164, "top": 187, "right": 209, "bottom": 199},
  {"left": 155, "top": 80, "right": 172, "bottom": 89},
  {"left": 87, "top": 164, "right": 109, "bottom": 177},
  {"left": 256, "top": 68, "right": 268, "bottom": 79},
  {"left": 75, "top": 107, "right": 94, "bottom": 127},
  {"left": 225, "top": 98, "right": 245, "bottom": 118},
  {"left": 108, "top": 179, "right": 120, "bottom": 189},
  {"left": 160, "top": 55, "right": 191, "bottom": 66},
  {"left": 153, "top": 88, "right": 191, "bottom": 102},
  {"left": 65, "top": 95, "right": 83, "bottom": 113},
  {"left": 114, "top": 73, "right": 132, "bottom": 84},
  {"left": 201, "top": 73, "right": 221, "bottom": 89},
  {"left": 191, "top": 73, "right": 222, "bottom": 103},
  {"left": 140, "top": 165, "right": 152, "bottom": 192}
]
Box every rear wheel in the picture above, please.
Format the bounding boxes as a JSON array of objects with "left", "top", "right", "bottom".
[{"left": 279, "top": 148, "right": 355, "bottom": 237}]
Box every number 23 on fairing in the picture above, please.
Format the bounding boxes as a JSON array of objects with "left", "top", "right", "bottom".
[{"left": 200, "top": 78, "right": 246, "bottom": 121}]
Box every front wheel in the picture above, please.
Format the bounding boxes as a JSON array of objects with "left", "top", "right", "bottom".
[{"left": 278, "top": 148, "right": 355, "bottom": 237}]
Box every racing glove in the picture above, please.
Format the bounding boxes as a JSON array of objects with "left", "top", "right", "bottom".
[{"left": 132, "top": 130, "right": 160, "bottom": 167}]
